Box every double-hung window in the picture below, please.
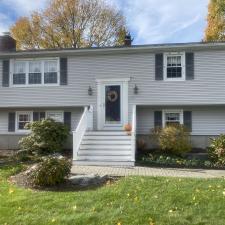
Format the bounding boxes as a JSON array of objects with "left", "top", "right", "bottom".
[
  {"left": 44, "top": 60, "right": 58, "bottom": 84},
  {"left": 29, "top": 61, "right": 42, "bottom": 84},
  {"left": 11, "top": 58, "right": 59, "bottom": 86},
  {"left": 16, "top": 112, "right": 32, "bottom": 131},
  {"left": 164, "top": 53, "right": 185, "bottom": 81},
  {"left": 163, "top": 110, "right": 183, "bottom": 127},
  {"left": 13, "top": 61, "right": 26, "bottom": 85}
]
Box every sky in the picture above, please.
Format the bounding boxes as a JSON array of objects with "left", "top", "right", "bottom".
[{"left": 0, "top": 0, "right": 210, "bottom": 45}]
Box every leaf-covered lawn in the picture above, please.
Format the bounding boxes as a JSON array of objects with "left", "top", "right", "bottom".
[{"left": 1, "top": 164, "right": 225, "bottom": 225}]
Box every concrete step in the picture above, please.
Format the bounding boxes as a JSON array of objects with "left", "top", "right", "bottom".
[
  {"left": 85, "top": 131, "right": 128, "bottom": 136},
  {"left": 77, "top": 155, "right": 132, "bottom": 161},
  {"left": 73, "top": 160, "right": 135, "bottom": 166},
  {"left": 81, "top": 140, "right": 131, "bottom": 145},
  {"left": 83, "top": 135, "right": 131, "bottom": 140},
  {"left": 80, "top": 144, "right": 131, "bottom": 150},
  {"left": 78, "top": 150, "right": 131, "bottom": 156}
]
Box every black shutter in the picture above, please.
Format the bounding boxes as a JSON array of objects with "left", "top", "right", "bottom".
[
  {"left": 33, "top": 112, "right": 39, "bottom": 121},
  {"left": 60, "top": 58, "right": 67, "bottom": 85},
  {"left": 155, "top": 54, "right": 164, "bottom": 80},
  {"left": 8, "top": 112, "right": 15, "bottom": 132},
  {"left": 154, "top": 111, "right": 162, "bottom": 128},
  {"left": 40, "top": 112, "right": 45, "bottom": 120},
  {"left": 186, "top": 52, "right": 194, "bottom": 80},
  {"left": 2, "top": 60, "right": 10, "bottom": 87},
  {"left": 183, "top": 111, "right": 192, "bottom": 132},
  {"left": 64, "top": 112, "right": 71, "bottom": 130}
]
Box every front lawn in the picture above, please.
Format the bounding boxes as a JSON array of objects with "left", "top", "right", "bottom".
[{"left": 1, "top": 164, "right": 225, "bottom": 225}]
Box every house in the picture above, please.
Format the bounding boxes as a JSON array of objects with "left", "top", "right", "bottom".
[{"left": 0, "top": 33, "right": 225, "bottom": 166}]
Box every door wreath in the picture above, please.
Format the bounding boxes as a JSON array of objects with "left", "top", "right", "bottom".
[{"left": 107, "top": 90, "right": 118, "bottom": 102}]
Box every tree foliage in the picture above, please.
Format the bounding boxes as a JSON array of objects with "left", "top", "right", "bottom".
[
  {"left": 205, "top": 0, "right": 225, "bottom": 41},
  {"left": 10, "top": 0, "right": 127, "bottom": 49}
]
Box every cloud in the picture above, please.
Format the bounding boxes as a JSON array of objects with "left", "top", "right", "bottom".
[
  {"left": 1, "top": 0, "right": 48, "bottom": 15},
  {"left": 0, "top": 0, "right": 209, "bottom": 44},
  {"left": 112, "top": 0, "right": 209, "bottom": 44},
  {"left": 0, "top": 0, "right": 48, "bottom": 34}
]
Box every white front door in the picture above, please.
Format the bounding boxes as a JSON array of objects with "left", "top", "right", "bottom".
[{"left": 97, "top": 79, "right": 129, "bottom": 130}]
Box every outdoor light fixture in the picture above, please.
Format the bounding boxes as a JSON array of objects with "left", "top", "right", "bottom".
[
  {"left": 134, "top": 84, "right": 138, "bottom": 94},
  {"left": 88, "top": 86, "right": 93, "bottom": 96}
]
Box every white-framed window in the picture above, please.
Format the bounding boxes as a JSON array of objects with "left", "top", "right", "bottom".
[
  {"left": 162, "top": 110, "right": 183, "bottom": 127},
  {"left": 164, "top": 52, "right": 185, "bottom": 81},
  {"left": 16, "top": 111, "right": 33, "bottom": 131},
  {"left": 11, "top": 58, "right": 59, "bottom": 87},
  {"left": 46, "top": 111, "right": 64, "bottom": 122},
  {"left": 29, "top": 61, "right": 42, "bottom": 84},
  {"left": 13, "top": 61, "right": 26, "bottom": 85}
]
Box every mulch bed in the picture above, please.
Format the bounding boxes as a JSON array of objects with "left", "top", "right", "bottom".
[{"left": 9, "top": 167, "right": 117, "bottom": 192}]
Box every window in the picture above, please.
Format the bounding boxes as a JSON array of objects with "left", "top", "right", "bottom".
[
  {"left": 29, "top": 61, "right": 42, "bottom": 84},
  {"left": 164, "top": 53, "right": 185, "bottom": 80},
  {"left": 13, "top": 61, "right": 26, "bottom": 85},
  {"left": 44, "top": 61, "right": 58, "bottom": 84},
  {"left": 11, "top": 58, "right": 59, "bottom": 86},
  {"left": 46, "top": 111, "right": 63, "bottom": 122},
  {"left": 163, "top": 110, "right": 183, "bottom": 127},
  {"left": 16, "top": 112, "right": 32, "bottom": 131}
]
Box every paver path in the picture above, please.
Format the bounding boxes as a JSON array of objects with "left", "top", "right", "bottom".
[{"left": 72, "top": 165, "right": 225, "bottom": 178}]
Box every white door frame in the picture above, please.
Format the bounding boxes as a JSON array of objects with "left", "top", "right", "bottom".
[{"left": 97, "top": 78, "right": 130, "bottom": 130}]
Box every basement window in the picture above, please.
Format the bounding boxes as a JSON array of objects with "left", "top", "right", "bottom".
[
  {"left": 16, "top": 111, "right": 32, "bottom": 131},
  {"left": 46, "top": 111, "right": 63, "bottom": 122},
  {"left": 163, "top": 110, "right": 183, "bottom": 127}
]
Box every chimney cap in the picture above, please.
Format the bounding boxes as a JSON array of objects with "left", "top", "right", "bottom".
[{"left": 124, "top": 32, "right": 133, "bottom": 47}]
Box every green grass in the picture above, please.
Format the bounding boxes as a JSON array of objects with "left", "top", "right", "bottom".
[{"left": 1, "top": 164, "right": 225, "bottom": 225}]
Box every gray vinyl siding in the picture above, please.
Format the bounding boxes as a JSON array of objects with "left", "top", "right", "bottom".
[
  {"left": 0, "top": 107, "right": 83, "bottom": 133},
  {"left": 136, "top": 106, "right": 225, "bottom": 135},
  {"left": 1, "top": 49, "right": 225, "bottom": 130}
]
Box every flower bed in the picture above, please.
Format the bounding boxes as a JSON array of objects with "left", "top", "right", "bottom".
[{"left": 137, "top": 153, "right": 225, "bottom": 169}]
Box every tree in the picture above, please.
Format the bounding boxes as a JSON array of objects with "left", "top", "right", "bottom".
[
  {"left": 10, "top": 0, "right": 127, "bottom": 49},
  {"left": 204, "top": 0, "right": 225, "bottom": 42}
]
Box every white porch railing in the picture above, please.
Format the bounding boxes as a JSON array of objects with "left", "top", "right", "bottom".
[
  {"left": 73, "top": 105, "right": 93, "bottom": 160},
  {"left": 131, "top": 105, "right": 136, "bottom": 162}
]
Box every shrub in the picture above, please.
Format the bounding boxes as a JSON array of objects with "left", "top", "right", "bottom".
[
  {"left": 19, "top": 119, "right": 69, "bottom": 155},
  {"left": 208, "top": 135, "right": 225, "bottom": 166},
  {"left": 151, "top": 125, "right": 191, "bottom": 155},
  {"left": 28, "top": 156, "right": 72, "bottom": 186}
]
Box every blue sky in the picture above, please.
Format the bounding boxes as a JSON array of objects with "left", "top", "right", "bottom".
[{"left": 0, "top": 0, "right": 209, "bottom": 45}]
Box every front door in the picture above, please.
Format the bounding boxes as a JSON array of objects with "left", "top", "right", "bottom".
[{"left": 97, "top": 79, "right": 129, "bottom": 130}]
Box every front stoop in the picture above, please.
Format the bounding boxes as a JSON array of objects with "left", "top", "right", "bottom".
[{"left": 73, "top": 131, "right": 134, "bottom": 166}]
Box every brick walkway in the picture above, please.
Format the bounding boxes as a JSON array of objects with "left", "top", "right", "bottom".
[{"left": 71, "top": 165, "right": 225, "bottom": 178}]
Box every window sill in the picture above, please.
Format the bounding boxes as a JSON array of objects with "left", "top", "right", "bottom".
[{"left": 9, "top": 84, "right": 60, "bottom": 88}]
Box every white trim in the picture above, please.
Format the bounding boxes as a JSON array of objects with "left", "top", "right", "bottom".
[
  {"left": 10, "top": 57, "right": 60, "bottom": 87},
  {"left": 163, "top": 52, "right": 185, "bottom": 81},
  {"left": 97, "top": 79, "right": 129, "bottom": 130},
  {"left": 15, "top": 111, "right": 33, "bottom": 132},
  {"left": 96, "top": 78, "right": 130, "bottom": 83},
  {"left": 162, "top": 109, "right": 183, "bottom": 128}
]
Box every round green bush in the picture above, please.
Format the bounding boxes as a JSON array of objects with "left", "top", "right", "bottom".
[
  {"left": 28, "top": 156, "right": 72, "bottom": 186},
  {"left": 19, "top": 119, "right": 69, "bottom": 155},
  {"left": 208, "top": 135, "right": 225, "bottom": 166}
]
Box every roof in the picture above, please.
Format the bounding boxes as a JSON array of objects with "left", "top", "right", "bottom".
[{"left": 1, "top": 41, "right": 225, "bottom": 58}]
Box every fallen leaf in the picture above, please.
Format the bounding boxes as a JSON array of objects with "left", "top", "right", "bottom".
[{"left": 8, "top": 188, "right": 14, "bottom": 194}]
